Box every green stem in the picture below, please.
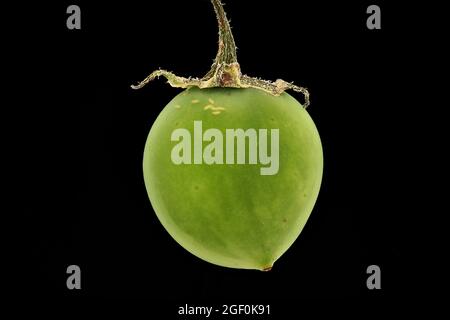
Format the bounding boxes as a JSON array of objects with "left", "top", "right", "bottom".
[
  {"left": 202, "top": 0, "right": 242, "bottom": 86},
  {"left": 212, "top": 0, "right": 238, "bottom": 65}
]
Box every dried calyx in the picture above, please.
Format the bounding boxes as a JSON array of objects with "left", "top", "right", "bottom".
[{"left": 131, "top": 0, "right": 310, "bottom": 107}]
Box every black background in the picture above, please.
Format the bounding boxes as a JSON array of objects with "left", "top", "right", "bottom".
[{"left": 18, "top": 0, "right": 435, "bottom": 310}]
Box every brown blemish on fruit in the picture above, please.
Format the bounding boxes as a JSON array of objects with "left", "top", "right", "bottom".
[
  {"left": 219, "top": 71, "right": 233, "bottom": 86},
  {"left": 262, "top": 266, "right": 272, "bottom": 272},
  {"left": 283, "top": 218, "right": 287, "bottom": 223}
]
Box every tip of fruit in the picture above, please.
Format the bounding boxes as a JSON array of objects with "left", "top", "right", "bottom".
[{"left": 261, "top": 266, "right": 273, "bottom": 272}]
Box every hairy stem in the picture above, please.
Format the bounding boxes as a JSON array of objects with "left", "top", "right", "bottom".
[
  {"left": 202, "top": 0, "right": 238, "bottom": 79},
  {"left": 131, "top": 0, "right": 311, "bottom": 108}
]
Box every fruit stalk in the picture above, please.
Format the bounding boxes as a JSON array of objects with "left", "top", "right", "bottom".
[
  {"left": 201, "top": 0, "right": 241, "bottom": 86},
  {"left": 210, "top": 0, "right": 238, "bottom": 65},
  {"left": 131, "top": 0, "right": 310, "bottom": 107}
]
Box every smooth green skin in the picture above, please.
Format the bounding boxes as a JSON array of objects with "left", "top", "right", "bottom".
[{"left": 143, "top": 87, "right": 323, "bottom": 270}]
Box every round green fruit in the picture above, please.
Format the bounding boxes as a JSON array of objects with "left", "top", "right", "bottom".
[{"left": 143, "top": 87, "right": 323, "bottom": 270}]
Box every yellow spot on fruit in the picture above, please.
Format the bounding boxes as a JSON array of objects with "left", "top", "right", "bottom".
[
  {"left": 203, "top": 101, "right": 226, "bottom": 114},
  {"left": 174, "top": 104, "right": 181, "bottom": 109},
  {"left": 204, "top": 105, "right": 226, "bottom": 111},
  {"left": 191, "top": 99, "right": 200, "bottom": 104}
]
